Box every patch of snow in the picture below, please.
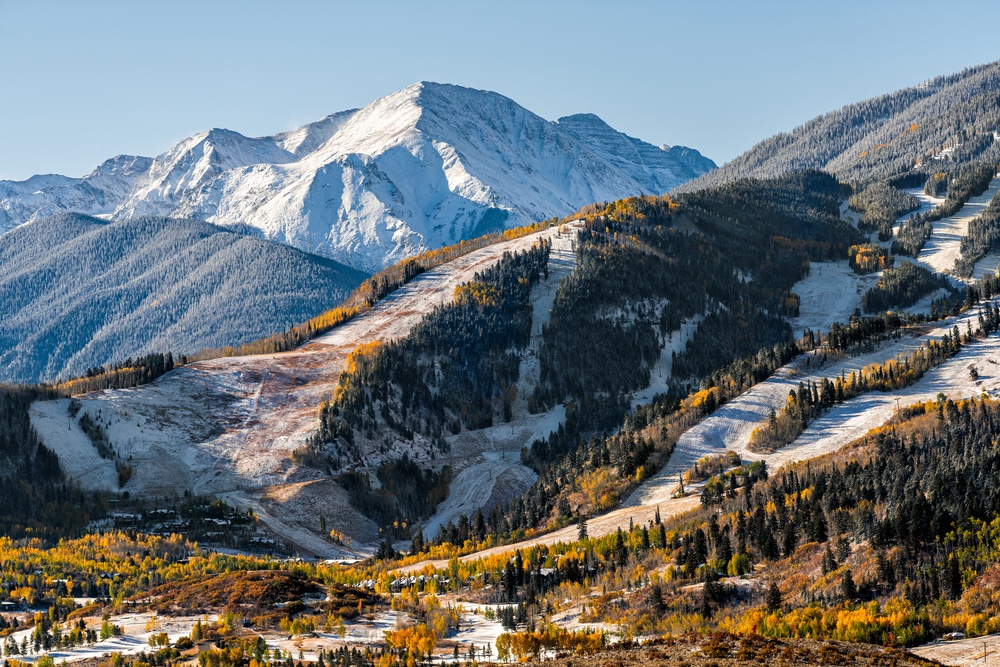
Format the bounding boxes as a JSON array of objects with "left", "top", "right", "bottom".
[
  {"left": 911, "top": 631, "right": 1000, "bottom": 666},
  {"left": 12, "top": 612, "right": 201, "bottom": 664},
  {"left": 630, "top": 315, "right": 703, "bottom": 409},
  {"left": 911, "top": 174, "right": 1000, "bottom": 278},
  {"left": 788, "top": 261, "right": 881, "bottom": 335},
  {"left": 29, "top": 399, "right": 119, "bottom": 491}
]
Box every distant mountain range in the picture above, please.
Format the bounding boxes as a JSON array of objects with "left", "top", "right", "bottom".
[
  {"left": 679, "top": 60, "right": 1000, "bottom": 191},
  {"left": 0, "top": 83, "right": 715, "bottom": 271},
  {"left": 0, "top": 214, "right": 366, "bottom": 383}
]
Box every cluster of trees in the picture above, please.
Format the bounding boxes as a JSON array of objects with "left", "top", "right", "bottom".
[
  {"left": 823, "top": 311, "right": 915, "bottom": 353},
  {"left": 53, "top": 352, "right": 175, "bottom": 396},
  {"left": 925, "top": 171, "right": 948, "bottom": 197},
  {"left": 863, "top": 261, "right": 955, "bottom": 312},
  {"left": 337, "top": 457, "right": 452, "bottom": 535},
  {"left": 892, "top": 215, "right": 934, "bottom": 257},
  {"left": 9, "top": 614, "right": 106, "bottom": 656},
  {"left": 848, "top": 243, "right": 893, "bottom": 274},
  {"left": 848, "top": 182, "right": 920, "bottom": 239},
  {"left": 495, "top": 625, "right": 604, "bottom": 661},
  {"left": 700, "top": 461, "right": 768, "bottom": 506}
]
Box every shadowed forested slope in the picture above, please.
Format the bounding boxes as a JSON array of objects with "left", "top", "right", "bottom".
[{"left": 0, "top": 214, "right": 367, "bottom": 383}]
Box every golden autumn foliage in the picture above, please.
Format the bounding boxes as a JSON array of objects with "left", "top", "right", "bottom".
[
  {"left": 453, "top": 281, "right": 501, "bottom": 308},
  {"left": 848, "top": 243, "right": 891, "bottom": 274},
  {"left": 497, "top": 624, "right": 604, "bottom": 661},
  {"left": 384, "top": 623, "right": 437, "bottom": 665},
  {"left": 723, "top": 598, "right": 933, "bottom": 646}
]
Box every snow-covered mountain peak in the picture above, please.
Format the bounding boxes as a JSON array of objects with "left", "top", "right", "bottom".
[
  {"left": 83, "top": 154, "right": 153, "bottom": 180},
  {"left": 272, "top": 109, "right": 359, "bottom": 157},
  {"left": 0, "top": 83, "right": 716, "bottom": 270}
]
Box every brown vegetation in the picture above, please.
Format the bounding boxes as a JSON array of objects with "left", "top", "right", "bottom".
[
  {"left": 520, "top": 633, "right": 940, "bottom": 667},
  {"left": 134, "top": 570, "right": 319, "bottom": 615}
]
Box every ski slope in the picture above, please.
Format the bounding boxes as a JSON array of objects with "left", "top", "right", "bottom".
[
  {"left": 395, "top": 185, "right": 1000, "bottom": 570},
  {"left": 31, "top": 223, "right": 580, "bottom": 557},
  {"left": 912, "top": 174, "right": 1000, "bottom": 278}
]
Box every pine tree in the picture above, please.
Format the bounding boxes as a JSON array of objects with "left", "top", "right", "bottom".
[
  {"left": 647, "top": 584, "right": 665, "bottom": 615},
  {"left": 841, "top": 569, "right": 858, "bottom": 602},
  {"left": 766, "top": 582, "right": 782, "bottom": 613}
]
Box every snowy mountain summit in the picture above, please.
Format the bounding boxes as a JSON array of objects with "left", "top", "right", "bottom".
[{"left": 0, "top": 83, "right": 715, "bottom": 270}]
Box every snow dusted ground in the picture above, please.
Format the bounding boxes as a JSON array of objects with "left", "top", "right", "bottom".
[
  {"left": 31, "top": 223, "right": 580, "bottom": 557},
  {"left": 630, "top": 315, "right": 703, "bottom": 410},
  {"left": 396, "top": 303, "right": 1000, "bottom": 573},
  {"left": 787, "top": 261, "right": 881, "bottom": 335},
  {"left": 911, "top": 174, "right": 1000, "bottom": 278},
  {"left": 911, "top": 633, "right": 1000, "bottom": 667},
  {"left": 8, "top": 612, "right": 201, "bottom": 665}
]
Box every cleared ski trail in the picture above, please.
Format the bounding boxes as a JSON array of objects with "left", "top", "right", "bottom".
[
  {"left": 912, "top": 174, "right": 1000, "bottom": 278},
  {"left": 419, "top": 227, "right": 578, "bottom": 539}
]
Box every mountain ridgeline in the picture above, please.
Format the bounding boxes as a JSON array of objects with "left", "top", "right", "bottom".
[
  {"left": 0, "top": 83, "right": 715, "bottom": 272},
  {"left": 0, "top": 214, "right": 367, "bottom": 383},
  {"left": 680, "top": 60, "right": 1000, "bottom": 191}
]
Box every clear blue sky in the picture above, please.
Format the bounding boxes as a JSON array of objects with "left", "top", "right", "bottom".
[{"left": 2, "top": 0, "right": 999, "bottom": 181}]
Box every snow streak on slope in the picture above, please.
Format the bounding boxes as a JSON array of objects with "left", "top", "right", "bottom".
[
  {"left": 0, "top": 84, "right": 714, "bottom": 271},
  {"left": 30, "top": 225, "right": 573, "bottom": 556},
  {"left": 787, "top": 260, "right": 882, "bottom": 336},
  {"left": 912, "top": 173, "right": 1000, "bottom": 278}
]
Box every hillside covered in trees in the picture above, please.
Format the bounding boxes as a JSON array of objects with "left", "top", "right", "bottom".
[
  {"left": 0, "top": 214, "right": 367, "bottom": 383},
  {"left": 306, "top": 171, "right": 865, "bottom": 536},
  {"left": 679, "top": 60, "right": 1000, "bottom": 191}
]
